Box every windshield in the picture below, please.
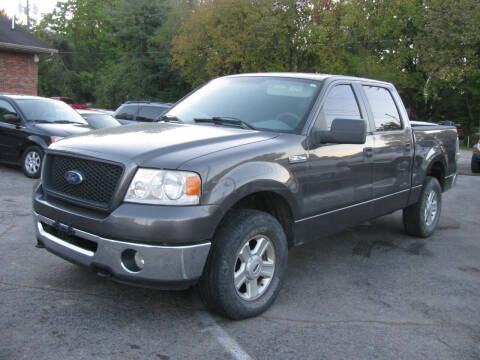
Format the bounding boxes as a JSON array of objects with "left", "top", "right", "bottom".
[
  {"left": 167, "top": 77, "right": 322, "bottom": 133},
  {"left": 16, "top": 99, "right": 87, "bottom": 124},
  {"left": 82, "top": 114, "right": 120, "bottom": 129}
]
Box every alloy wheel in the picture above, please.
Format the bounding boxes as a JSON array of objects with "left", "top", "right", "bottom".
[
  {"left": 424, "top": 190, "right": 438, "bottom": 226},
  {"left": 24, "top": 151, "right": 41, "bottom": 175},
  {"left": 233, "top": 235, "right": 276, "bottom": 301}
]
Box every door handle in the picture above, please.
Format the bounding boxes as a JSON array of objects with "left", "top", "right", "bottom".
[
  {"left": 363, "top": 147, "right": 373, "bottom": 157},
  {"left": 404, "top": 143, "right": 411, "bottom": 152}
]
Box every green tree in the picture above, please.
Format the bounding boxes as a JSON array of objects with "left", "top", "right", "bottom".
[
  {"left": 171, "top": 0, "right": 315, "bottom": 87},
  {"left": 94, "top": 0, "right": 189, "bottom": 107},
  {"left": 34, "top": 0, "right": 118, "bottom": 103},
  {"left": 415, "top": 0, "right": 480, "bottom": 128}
]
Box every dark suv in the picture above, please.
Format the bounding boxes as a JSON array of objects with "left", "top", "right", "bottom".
[
  {"left": 113, "top": 101, "right": 172, "bottom": 125},
  {"left": 0, "top": 95, "right": 92, "bottom": 178}
]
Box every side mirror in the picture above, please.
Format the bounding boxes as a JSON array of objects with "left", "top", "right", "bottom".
[
  {"left": 313, "top": 118, "right": 366, "bottom": 145},
  {"left": 3, "top": 113, "right": 21, "bottom": 125}
]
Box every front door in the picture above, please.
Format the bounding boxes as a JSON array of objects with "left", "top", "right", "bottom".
[
  {"left": 299, "top": 83, "right": 374, "bottom": 238},
  {"left": 0, "top": 100, "right": 24, "bottom": 163}
]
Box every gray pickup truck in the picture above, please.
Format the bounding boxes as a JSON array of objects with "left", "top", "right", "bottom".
[{"left": 33, "top": 73, "right": 459, "bottom": 319}]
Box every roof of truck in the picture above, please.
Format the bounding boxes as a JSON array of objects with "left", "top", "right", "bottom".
[{"left": 226, "top": 72, "right": 391, "bottom": 85}]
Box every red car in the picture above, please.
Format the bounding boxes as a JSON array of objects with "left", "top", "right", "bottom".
[{"left": 51, "top": 97, "right": 89, "bottom": 110}]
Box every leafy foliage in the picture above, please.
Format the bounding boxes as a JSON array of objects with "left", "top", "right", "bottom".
[{"left": 32, "top": 0, "right": 479, "bottom": 132}]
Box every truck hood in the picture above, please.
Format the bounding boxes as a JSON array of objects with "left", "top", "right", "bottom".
[{"left": 49, "top": 122, "right": 278, "bottom": 169}]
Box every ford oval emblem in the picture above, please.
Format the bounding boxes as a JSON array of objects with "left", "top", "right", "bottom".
[{"left": 64, "top": 170, "right": 84, "bottom": 185}]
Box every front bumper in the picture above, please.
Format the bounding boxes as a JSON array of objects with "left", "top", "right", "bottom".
[
  {"left": 34, "top": 212, "right": 211, "bottom": 289},
  {"left": 33, "top": 183, "right": 221, "bottom": 245}
]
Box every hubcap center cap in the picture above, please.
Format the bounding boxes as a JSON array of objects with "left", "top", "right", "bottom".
[{"left": 246, "top": 255, "right": 262, "bottom": 279}]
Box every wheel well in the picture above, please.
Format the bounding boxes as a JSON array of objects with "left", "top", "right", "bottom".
[
  {"left": 427, "top": 161, "right": 445, "bottom": 191},
  {"left": 231, "top": 191, "right": 295, "bottom": 248},
  {"left": 19, "top": 142, "right": 40, "bottom": 159}
]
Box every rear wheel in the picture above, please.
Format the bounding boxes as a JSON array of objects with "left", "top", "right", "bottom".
[
  {"left": 403, "top": 176, "right": 442, "bottom": 238},
  {"left": 22, "top": 146, "right": 43, "bottom": 178},
  {"left": 199, "top": 209, "right": 288, "bottom": 320}
]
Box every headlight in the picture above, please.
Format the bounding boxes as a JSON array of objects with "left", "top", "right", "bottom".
[{"left": 124, "top": 169, "right": 201, "bottom": 205}]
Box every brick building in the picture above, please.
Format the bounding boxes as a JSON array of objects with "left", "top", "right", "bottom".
[{"left": 0, "top": 15, "right": 56, "bottom": 95}]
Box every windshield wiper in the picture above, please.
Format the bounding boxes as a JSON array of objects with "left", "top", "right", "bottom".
[
  {"left": 158, "top": 114, "right": 183, "bottom": 123},
  {"left": 194, "top": 117, "right": 256, "bottom": 130},
  {"left": 52, "top": 120, "right": 83, "bottom": 124}
]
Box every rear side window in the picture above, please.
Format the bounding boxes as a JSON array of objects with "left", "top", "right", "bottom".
[
  {"left": 136, "top": 106, "right": 168, "bottom": 122},
  {"left": 114, "top": 104, "right": 138, "bottom": 120},
  {"left": 363, "top": 86, "right": 402, "bottom": 131},
  {"left": 316, "top": 84, "right": 362, "bottom": 130}
]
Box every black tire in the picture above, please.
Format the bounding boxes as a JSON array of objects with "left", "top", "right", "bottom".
[
  {"left": 21, "top": 145, "right": 43, "bottom": 178},
  {"left": 471, "top": 158, "right": 480, "bottom": 173},
  {"left": 199, "top": 209, "right": 288, "bottom": 320},
  {"left": 403, "top": 176, "right": 442, "bottom": 238}
]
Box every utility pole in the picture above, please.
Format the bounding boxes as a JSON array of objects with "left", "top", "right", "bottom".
[
  {"left": 19, "top": 0, "right": 37, "bottom": 30},
  {"left": 26, "top": 0, "right": 30, "bottom": 29}
]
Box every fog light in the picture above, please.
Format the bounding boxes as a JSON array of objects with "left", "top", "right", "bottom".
[
  {"left": 121, "top": 249, "right": 144, "bottom": 272},
  {"left": 134, "top": 251, "right": 145, "bottom": 269}
]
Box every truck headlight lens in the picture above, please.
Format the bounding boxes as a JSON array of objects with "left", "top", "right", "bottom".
[
  {"left": 124, "top": 169, "right": 200, "bottom": 205},
  {"left": 164, "top": 171, "right": 183, "bottom": 200}
]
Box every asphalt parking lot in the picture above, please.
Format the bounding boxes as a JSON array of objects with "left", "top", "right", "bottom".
[{"left": 1, "top": 151, "right": 479, "bottom": 360}]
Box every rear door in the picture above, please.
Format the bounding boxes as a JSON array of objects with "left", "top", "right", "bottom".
[{"left": 360, "top": 84, "right": 413, "bottom": 215}]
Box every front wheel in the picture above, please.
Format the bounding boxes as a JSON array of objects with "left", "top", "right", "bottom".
[
  {"left": 199, "top": 209, "right": 288, "bottom": 320},
  {"left": 403, "top": 176, "right": 442, "bottom": 238},
  {"left": 22, "top": 146, "right": 43, "bottom": 178}
]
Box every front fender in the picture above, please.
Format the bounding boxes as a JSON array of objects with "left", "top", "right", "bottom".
[
  {"left": 27, "top": 135, "right": 49, "bottom": 149},
  {"left": 203, "top": 161, "right": 301, "bottom": 219},
  {"left": 16, "top": 135, "right": 49, "bottom": 159}
]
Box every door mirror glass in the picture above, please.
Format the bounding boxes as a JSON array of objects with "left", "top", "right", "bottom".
[
  {"left": 314, "top": 118, "right": 366, "bottom": 145},
  {"left": 3, "top": 113, "right": 20, "bottom": 125}
]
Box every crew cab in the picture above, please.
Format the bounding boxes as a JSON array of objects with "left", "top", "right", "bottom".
[{"left": 33, "top": 73, "right": 459, "bottom": 319}]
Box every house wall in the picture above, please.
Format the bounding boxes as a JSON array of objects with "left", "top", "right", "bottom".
[{"left": 0, "top": 51, "right": 38, "bottom": 95}]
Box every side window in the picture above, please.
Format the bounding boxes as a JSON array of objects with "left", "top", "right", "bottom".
[
  {"left": 114, "top": 105, "right": 138, "bottom": 120},
  {"left": 316, "top": 84, "right": 362, "bottom": 130},
  {"left": 136, "top": 106, "right": 168, "bottom": 122},
  {"left": 0, "top": 100, "right": 17, "bottom": 123},
  {"left": 363, "top": 86, "right": 402, "bottom": 131}
]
